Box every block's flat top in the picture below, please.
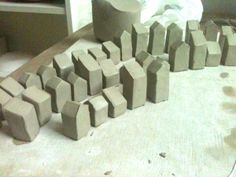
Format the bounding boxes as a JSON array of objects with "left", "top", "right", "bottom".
[
  {"left": 0, "top": 88, "right": 12, "bottom": 105},
  {"left": 226, "top": 34, "right": 236, "bottom": 45},
  {"left": 187, "top": 20, "right": 200, "bottom": 30},
  {"left": 53, "top": 53, "right": 73, "bottom": 69},
  {"left": 221, "top": 26, "right": 233, "bottom": 36},
  {"left": 103, "top": 87, "right": 126, "bottom": 106},
  {"left": 120, "top": 31, "right": 131, "bottom": 40},
  {"left": 62, "top": 101, "right": 81, "bottom": 118},
  {"left": 89, "top": 96, "right": 108, "bottom": 111},
  {"left": 37, "top": 65, "right": 56, "bottom": 76},
  {"left": 167, "top": 23, "right": 181, "bottom": 31},
  {"left": 150, "top": 21, "right": 164, "bottom": 31},
  {"left": 67, "top": 72, "right": 86, "bottom": 85},
  {"left": 123, "top": 61, "right": 146, "bottom": 79},
  {"left": 88, "top": 47, "right": 107, "bottom": 58},
  {"left": 136, "top": 51, "right": 149, "bottom": 62},
  {"left": 46, "top": 76, "right": 66, "bottom": 89},
  {"left": 100, "top": 60, "right": 118, "bottom": 77},
  {"left": 171, "top": 41, "right": 189, "bottom": 51},
  {"left": 132, "top": 23, "right": 148, "bottom": 34},
  {"left": 0, "top": 77, "right": 24, "bottom": 96},
  {"left": 23, "top": 86, "right": 50, "bottom": 103},
  {"left": 72, "top": 50, "right": 87, "bottom": 61},
  {"left": 190, "top": 30, "right": 207, "bottom": 46},
  {"left": 148, "top": 60, "right": 163, "bottom": 73},
  {"left": 102, "top": 41, "right": 119, "bottom": 52},
  {"left": 207, "top": 41, "right": 221, "bottom": 54},
  {"left": 78, "top": 54, "right": 100, "bottom": 72}
]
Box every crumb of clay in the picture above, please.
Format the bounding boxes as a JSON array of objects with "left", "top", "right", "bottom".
[
  {"left": 148, "top": 160, "right": 151, "bottom": 164},
  {"left": 220, "top": 72, "right": 229, "bottom": 79},
  {"left": 104, "top": 170, "right": 112, "bottom": 175},
  {"left": 159, "top": 152, "right": 166, "bottom": 158},
  {"left": 172, "top": 173, "right": 175, "bottom": 176}
]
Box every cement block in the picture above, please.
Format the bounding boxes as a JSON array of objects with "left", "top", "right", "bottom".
[
  {"left": 0, "top": 36, "right": 7, "bottom": 56},
  {"left": 206, "top": 41, "right": 222, "bottom": 67},
  {"left": 22, "top": 86, "right": 52, "bottom": 126},
  {"left": 19, "top": 72, "right": 42, "bottom": 89},
  {"left": 219, "top": 26, "right": 234, "bottom": 51},
  {"left": 88, "top": 95, "right": 108, "bottom": 127},
  {"left": 185, "top": 20, "right": 200, "bottom": 44},
  {"left": 136, "top": 51, "right": 155, "bottom": 72},
  {"left": 37, "top": 65, "right": 57, "bottom": 89},
  {"left": 88, "top": 47, "right": 107, "bottom": 63},
  {"left": 169, "top": 41, "right": 190, "bottom": 72},
  {"left": 102, "top": 41, "right": 121, "bottom": 65},
  {"left": 62, "top": 101, "right": 90, "bottom": 140},
  {"left": 0, "top": 88, "right": 12, "bottom": 121},
  {"left": 0, "top": 77, "right": 24, "bottom": 97},
  {"left": 204, "top": 20, "right": 218, "bottom": 41},
  {"left": 221, "top": 34, "right": 236, "bottom": 66},
  {"left": 45, "top": 76, "right": 71, "bottom": 113},
  {"left": 3, "top": 98, "right": 40, "bottom": 142},
  {"left": 103, "top": 87, "right": 127, "bottom": 118}
]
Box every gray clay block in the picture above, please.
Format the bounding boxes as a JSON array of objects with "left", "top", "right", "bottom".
[
  {"left": 0, "top": 77, "right": 24, "bottom": 97},
  {"left": 189, "top": 30, "right": 207, "bottom": 70},
  {"left": 45, "top": 76, "right": 71, "bottom": 113},
  {"left": 103, "top": 87, "right": 127, "bottom": 118},
  {"left": 136, "top": 51, "right": 155, "bottom": 72},
  {"left": 0, "top": 88, "right": 12, "bottom": 121},
  {"left": 148, "top": 21, "right": 165, "bottom": 55},
  {"left": 185, "top": 20, "right": 200, "bottom": 44},
  {"left": 102, "top": 41, "right": 121, "bottom": 65},
  {"left": 37, "top": 65, "right": 57, "bottom": 89},
  {"left": 147, "top": 60, "right": 169, "bottom": 103},
  {"left": 62, "top": 101, "right": 90, "bottom": 140},
  {"left": 88, "top": 47, "right": 107, "bottom": 63},
  {"left": 53, "top": 53, "right": 74, "bottom": 80},
  {"left": 22, "top": 86, "right": 52, "bottom": 126},
  {"left": 67, "top": 72, "right": 88, "bottom": 102},
  {"left": 115, "top": 84, "right": 123, "bottom": 94},
  {"left": 19, "top": 72, "right": 42, "bottom": 89},
  {"left": 88, "top": 95, "right": 108, "bottom": 127},
  {"left": 221, "top": 34, "right": 236, "bottom": 66},
  {"left": 3, "top": 98, "right": 40, "bottom": 142},
  {"left": 100, "top": 59, "right": 120, "bottom": 88},
  {"left": 0, "top": 36, "right": 7, "bottom": 56},
  {"left": 120, "top": 61, "right": 147, "bottom": 109},
  {"left": 132, "top": 23, "right": 149, "bottom": 56},
  {"left": 206, "top": 41, "right": 222, "bottom": 67},
  {"left": 204, "top": 20, "right": 218, "bottom": 41},
  {"left": 72, "top": 50, "right": 87, "bottom": 75},
  {"left": 165, "top": 23, "right": 183, "bottom": 53},
  {"left": 169, "top": 41, "right": 190, "bottom": 72},
  {"left": 219, "top": 26, "right": 234, "bottom": 51}
]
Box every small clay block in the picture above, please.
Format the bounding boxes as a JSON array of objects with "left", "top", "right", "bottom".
[
  {"left": 0, "top": 88, "right": 12, "bottom": 121},
  {"left": 169, "top": 41, "right": 190, "bottom": 72},
  {"left": 185, "top": 20, "right": 200, "bottom": 44},
  {"left": 136, "top": 51, "right": 155, "bottom": 72},
  {"left": 37, "top": 65, "right": 57, "bottom": 89},
  {"left": 3, "top": 98, "right": 40, "bottom": 142},
  {"left": 206, "top": 41, "right": 221, "bottom": 67},
  {"left": 132, "top": 23, "right": 149, "bottom": 56},
  {"left": 45, "top": 76, "right": 71, "bottom": 113},
  {"left": 103, "top": 87, "right": 127, "bottom": 118},
  {"left": 72, "top": 50, "right": 87, "bottom": 75},
  {"left": 219, "top": 26, "right": 234, "bottom": 51},
  {"left": 100, "top": 60, "right": 120, "bottom": 88},
  {"left": 148, "top": 21, "right": 165, "bottom": 55},
  {"left": 76, "top": 53, "right": 103, "bottom": 95},
  {"left": 165, "top": 23, "right": 183, "bottom": 53},
  {"left": 62, "top": 101, "right": 90, "bottom": 140},
  {"left": 88, "top": 95, "right": 108, "bottom": 127},
  {"left": 221, "top": 34, "right": 236, "bottom": 66},
  {"left": 53, "top": 53, "right": 74, "bottom": 80},
  {"left": 22, "top": 86, "right": 52, "bottom": 126},
  {"left": 147, "top": 60, "right": 169, "bottom": 103},
  {"left": 67, "top": 72, "right": 88, "bottom": 102},
  {"left": 19, "top": 72, "right": 42, "bottom": 89},
  {"left": 189, "top": 30, "right": 207, "bottom": 70},
  {"left": 0, "top": 77, "right": 24, "bottom": 97},
  {"left": 204, "top": 20, "right": 218, "bottom": 41},
  {"left": 115, "top": 84, "right": 123, "bottom": 94},
  {"left": 102, "top": 41, "right": 121, "bottom": 65},
  {"left": 120, "top": 61, "right": 147, "bottom": 109},
  {"left": 88, "top": 47, "right": 107, "bottom": 64}
]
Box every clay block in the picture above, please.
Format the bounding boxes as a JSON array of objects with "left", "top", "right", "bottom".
[
  {"left": 0, "top": 88, "right": 12, "bottom": 121},
  {"left": 221, "top": 34, "right": 236, "bottom": 66},
  {"left": 88, "top": 95, "right": 108, "bottom": 127},
  {"left": 219, "top": 26, "right": 234, "bottom": 51},
  {"left": 185, "top": 20, "right": 200, "bottom": 44},
  {"left": 75, "top": 53, "right": 103, "bottom": 95},
  {"left": 53, "top": 53, "right": 74, "bottom": 80},
  {"left": 102, "top": 41, "right": 121, "bottom": 65},
  {"left": 62, "top": 101, "right": 90, "bottom": 140},
  {"left": 37, "top": 65, "right": 57, "bottom": 89},
  {"left": 148, "top": 22, "right": 165, "bottom": 55},
  {"left": 88, "top": 47, "right": 107, "bottom": 63},
  {"left": 189, "top": 30, "right": 207, "bottom": 70},
  {"left": 3, "top": 98, "right": 40, "bottom": 142},
  {"left": 72, "top": 50, "right": 87, "bottom": 74},
  {"left": 169, "top": 41, "right": 190, "bottom": 72},
  {"left": 22, "top": 86, "right": 52, "bottom": 126},
  {"left": 165, "top": 23, "right": 183, "bottom": 53},
  {"left": 147, "top": 60, "right": 169, "bottom": 103},
  {"left": 136, "top": 51, "right": 155, "bottom": 72},
  {"left": 204, "top": 20, "right": 218, "bottom": 41},
  {"left": 103, "top": 87, "right": 127, "bottom": 118},
  {"left": 0, "top": 36, "right": 7, "bottom": 56},
  {"left": 19, "top": 72, "right": 42, "bottom": 89},
  {"left": 66, "top": 72, "right": 88, "bottom": 102},
  {"left": 206, "top": 41, "right": 222, "bottom": 67},
  {"left": 120, "top": 61, "right": 147, "bottom": 109},
  {"left": 45, "top": 76, "right": 71, "bottom": 113},
  {"left": 0, "top": 77, "right": 24, "bottom": 97},
  {"left": 100, "top": 59, "right": 120, "bottom": 88},
  {"left": 115, "top": 84, "right": 123, "bottom": 94}
]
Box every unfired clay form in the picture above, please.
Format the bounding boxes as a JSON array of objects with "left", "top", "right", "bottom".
[
  {"left": 0, "top": 77, "right": 24, "bottom": 98},
  {"left": 37, "top": 65, "right": 57, "bottom": 89},
  {"left": 136, "top": 51, "right": 155, "bottom": 72},
  {"left": 204, "top": 20, "right": 218, "bottom": 41},
  {"left": 72, "top": 50, "right": 87, "bottom": 74},
  {"left": 206, "top": 41, "right": 222, "bottom": 67},
  {"left": 88, "top": 47, "right": 107, "bottom": 64},
  {"left": 19, "top": 72, "right": 42, "bottom": 89},
  {"left": 221, "top": 34, "right": 236, "bottom": 66},
  {"left": 102, "top": 41, "right": 121, "bottom": 65},
  {"left": 185, "top": 20, "right": 200, "bottom": 44},
  {"left": 219, "top": 26, "right": 234, "bottom": 51},
  {"left": 0, "top": 88, "right": 12, "bottom": 121}
]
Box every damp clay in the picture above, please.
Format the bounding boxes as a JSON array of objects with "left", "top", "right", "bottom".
[
  {"left": 37, "top": 65, "right": 57, "bottom": 89},
  {"left": 206, "top": 42, "right": 222, "bottom": 67},
  {"left": 0, "top": 77, "right": 24, "bottom": 98},
  {"left": 102, "top": 41, "right": 121, "bottom": 65},
  {"left": 185, "top": 20, "right": 200, "bottom": 44},
  {"left": 221, "top": 34, "right": 236, "bottom": 66},
  {"left": 88, "top": 47, "right": 107, "bottom": 64},
  {"left": 219, "top": 26, "right": 234, "bottom": 51},
  {"left": 19, "top": 72, "right": 42, "bottom": 89},
  {"left": 136, "top": 51, "right": 155, "bottom": 72}
]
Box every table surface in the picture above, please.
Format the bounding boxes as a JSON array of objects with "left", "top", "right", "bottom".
[{"left": 1, "top": 25, "right": 236, "bottom": 177}]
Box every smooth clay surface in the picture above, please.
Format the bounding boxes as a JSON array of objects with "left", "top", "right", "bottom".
[
  {"left": 206, "top": 41, "right": 222, "bottom": 67},
  {"left": 204, "top": 20, "right": 218, "bottom": 41},
  {"left": 136, "top": 51, "right": 155, "bottom": 72},
  {"left": 88, "top": 47, "right": 107, "bottom": 64},
  {"left": 221, "top": 34, "right": 236, "bottom": 66},
  {"left": 102, "top": 41, "right": 121, "bottom": 65},
  {"left": 0, "top": 77, "right": 24, "bottom": 98},
  {"left": 19, "top": 72, "right": 42, "bottom": 89},
  {"left": 185, "top": 20, "right": 200, "bottom": 44},
  {"left": 0, "top": 88, "right": 12, "bottom": 121},
  {"left": 219, "top": 26, "right": 234, "bottom": 51},
  {"left": 37, "top": 65, "right": 57, "bottom": 89}
]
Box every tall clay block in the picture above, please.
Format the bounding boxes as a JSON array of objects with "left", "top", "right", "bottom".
[
  {"left": 72, "top": 50, "right": 87, "bottom": 74},
  {"left": 0, "top": 88, "right": 12, "bottom": 121},
  {"left": 219, "top": 26, "right": 234, "bottom": 51},
  {"left": 3, "top": 98, "right": 40, "bottom": 142},
  {"left": 206, "top": 41, "right": 221, "bottom": 67},
  {"left": 100, "top": 60, "right": 120, "bottom": 88},
  {"left": 189, "top": 30, "right": 207, "bottom": 70},
  {"left": 103, "top": 87, "right": 127, "bottom": 118},
  {"left": 22, "top": 86, "right": 52, "bottom": 126},
  {"left": 136, "top": 51, "right": 155, "bottom": 72},
  {"left": 88, "top": 96, "right": 108, "bottom": 127},
  {"left": 121, "top": 61, "right": 147, "bottom": 109},
  {"left": 169, "top": 41, "right": 190, "bottom": 72},
  {"left": 37, "top": 65, "right": 57, "bottom": 89},
  {"left": 102, "top": 41, "right": 121, "bottom": 65},
  {"left": 132, "top": 23, "right": 149, "bottom": 56},
  {"left": 221, "top": 34, "right": 236, "bottom": 66},
  {"left": 88, "top": 47, "right": 107, "bottom": 63},
  {"left": 165, "top": 23, "right": 183, "bottom": 53},
  {"left": 147, "top": 60, "right": 169, "bottom": 103},
  {"left": 204, "top": 20, "right": 218, "bottom": 41},
  {"left": 0, "top": 77, "right": 24, "bottom": 97},
  {"left": 148, "top": 22, "right": 165, "bottom": 55},
  {"left": 185, "top": 20, "right": 200, "bottom": 44},
  {"left": 19, "top": 72, "right": 42, "bottom": 89},
  {"left": 67, "top": 72, "right": 88, "bottom": 102},
  {"left": 62, "top": 101, "right": 90, "bottom": 140},
  {"left": 45, "top": 77, "right": 71, "bottom": 113}
]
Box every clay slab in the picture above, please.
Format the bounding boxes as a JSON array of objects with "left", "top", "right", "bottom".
[
  {"left": 206, "top": 41, "right": 221, "bottom": 67},
  {"left": 102, "top": 41, "right": 121, "bottom": 65},
  {"left": 0, "top": 88, "right": 12, "bottom": 121},
  {"left": 0, "top": 77, "right": 24, "bottom": 98},
  {"left": 219, "top": 26, "right": 234, "bottom": 51},
  {"left": 37, "top": 65, "right": 57, "bottom": 89},
  {"left": 185, "top": 20, "right": 200, "bottom": 44},
  {"left": 19, "top": 72, "right": 42, "bottom": 89},
  {"left": 221, "top": 34, "right": 236, "bottom": 66},
  {"left": 136, "top": 51, "right": 155, "bottom": 72},
  {"left": 88, "top": 47, "right": 107, "bottom": 63},
  {"left": 204, "top": 20, "right": 218, "bottom": 41}
]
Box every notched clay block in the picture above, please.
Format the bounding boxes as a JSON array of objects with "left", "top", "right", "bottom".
[
  {"left": 88, "top": 95, "right": 108, "bottom": 127},
  {"left": 136, "top": 51, "right": 155, "bottom": 72},
  {"left": 102, "top": 41, "right": 121, "bottom": 65},
  {"left": 3, "top": 98, "right": 40, "bottom": 142},
  {"left": 88, "top": 47, "right": 107, "bottom": 63},
  {"left": 37, "top": 65, "right": 57, "bottom": 89},
  {"left": 45, "top": 76, "right": 71, "bottom": 113},
  {"left": 185, "top": 20, "right": 200, "bottom": 44},
  {"left": 221, "top": 34, "right": 236, "bottom": 66},
  {"left": 72, "top": 49, "right": 87, "bottom": 75},
  {"left": 0, "top": 77, "right": 24, "bottom": 97},
  {"left": 62, "top": 101, "right": 90, "bottom": 140},
  {"left": 204, "top": 20, "right": 218, "bottom": 41},
  {"left": 206, "top": 41, "right": 221, "bottom": 67},
  {"left": 219, "top": 26, "right": 234, "bottom": 51},
  {"left": 19, "top": 72, "right": 42, "bottom": 89},
  {"left": 22, "top": 86, "right": 52, "bottom": 126},
  {"left": 0, "top": 88, "right": 12, "bottom": 121}
]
